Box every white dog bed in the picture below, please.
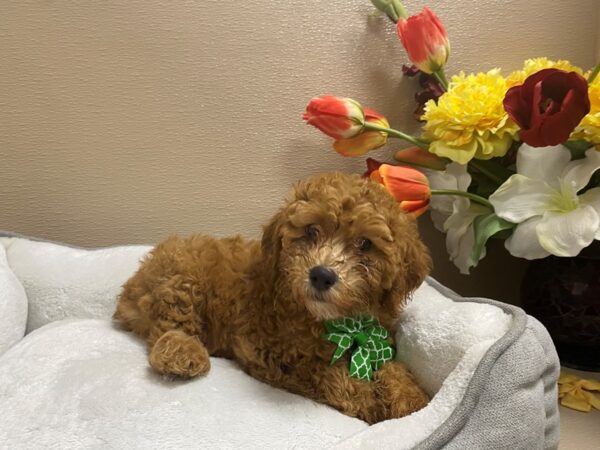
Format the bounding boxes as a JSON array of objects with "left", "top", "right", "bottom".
[{"left": 0, "top": 234, "right": 560, "bottom": 449}]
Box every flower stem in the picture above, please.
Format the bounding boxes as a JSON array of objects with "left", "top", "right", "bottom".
[
  {"left": 564, "top": 139, "right": 593, "bottom": 159},
  {"left": 468, "top": 159, "right": 505, "bottom": 185},
  {"left": 433, "top": 68, "right": 449, "bottom": 91},
  {"left": 383, "top": 6, "right": 398, "bottom": 22},
  {"left": 392, "top": 0, "right": 409, "bottom": 20},
  {"left": 430, "top": 189, "right": 493, "bottom": 208},
  {"left": 363, "top": 122, "right": 429, "bottom": 150},
  {"left": 588, "top": 62, "right": 600, "bottom": 84}
]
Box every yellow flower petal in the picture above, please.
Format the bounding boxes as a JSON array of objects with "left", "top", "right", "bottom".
[
  {"left": 581, "top": 379, "right": 600, "bottom": 391},
  {"left": 558, "top": 384, "right": 574, "bottom": 396},
  {"left": 561, "top": 392, "right": 592, "bottom": 412},
  {"left": 557, "top": 371, "right": 600, "bottom": 412},
  {"left": 558, "top": 372, "right": 580, "bottom": 384},
  {"left": 506, "top": 57, "right": 584, "bottom": 88},
  {"left": 571, "top": 77, "right": 600, "bottom": 144},
  {"left": 333, "top": 130, "right": 387, "bottom": 156},
  {"left": 421, "top": 70, "right": 519, "bottom": 164},
  {"left": 584, "top": 391, "right": 600, "bottom": 410},
  {"left": 333, "top": 116, "right": 389, "bottom": 156},
  {"left": 429, "top": 139, "right": 477, "bottom": 165}
]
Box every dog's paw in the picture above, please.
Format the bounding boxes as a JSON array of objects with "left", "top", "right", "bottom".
[
  {"left": 149, "top": 330, "right": 211, "bottom": 378},
  {"left": 374, "top": 362, "right": 429, "bottom": 419}
]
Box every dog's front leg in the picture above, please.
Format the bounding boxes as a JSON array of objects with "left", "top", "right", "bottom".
[
  {"left": 373, "top": 361, "right": 429, "bottom": 419},
  {"left": 242, "top": 361, "right": 382, "bottom": 424},
  {"left": 310, "top": 364, "right": 384, "bottom": 424},
  {"left": 311, "top": 362, "right": 429, "bottom": 422}
]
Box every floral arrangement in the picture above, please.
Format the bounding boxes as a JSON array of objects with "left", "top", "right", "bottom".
[{"left": 303, "top": 0, "right": 600, "bottom": 274}]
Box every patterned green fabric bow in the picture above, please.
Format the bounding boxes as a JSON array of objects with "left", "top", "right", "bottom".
[{"left": 324, "top": 315, "right": 395, "bottom": 381}]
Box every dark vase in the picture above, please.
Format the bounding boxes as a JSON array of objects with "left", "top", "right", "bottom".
[{"left": 520, "top": 242, "right": 600, "bottom": 372}]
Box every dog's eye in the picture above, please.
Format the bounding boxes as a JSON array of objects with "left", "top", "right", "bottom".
[
  {"left": 304, "top": 225, "right": 319, "bottom": 240},
  {"left": 357, "top": 238, "right": 372, "bottom": 252}
]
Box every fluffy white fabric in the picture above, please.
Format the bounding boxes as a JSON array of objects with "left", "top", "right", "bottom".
[
  {"left": 0, "top": 244, "right": 28, "bottom": 355},
  {"left": 0, "top": 237, "right": 513, "bottom": 449},
  {"left": 399, "top": 282, "right": 512, "bottom": 396},
  {"left": 0, "top": 238, "right": 151, "bottom": 332},
  {"left": 0, "top": 319, "right": 366, "bottom": 449}
]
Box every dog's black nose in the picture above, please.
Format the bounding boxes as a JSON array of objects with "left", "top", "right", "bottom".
[{"left": 309, "top": 266, "right": 338, "bottom": 292}]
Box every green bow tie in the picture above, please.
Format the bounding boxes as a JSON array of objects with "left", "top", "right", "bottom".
[{"left": 324, "top": 315, "right": 395, "bottom": 381}]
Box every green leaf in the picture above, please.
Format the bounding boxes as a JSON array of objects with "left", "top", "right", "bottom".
[
  {"left": 468, "top": 158, "right": 514, "bottom": 185},
  {"left": 471, "top": 213, "right": 516, "bottom": 267},
  {"left": 563, "top": 140, "right": 593, "bottom": 159}
]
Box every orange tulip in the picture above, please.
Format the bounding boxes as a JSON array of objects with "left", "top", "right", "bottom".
[
  {"left": 394, "top": 146, "right": 446, "bottom": 170},
  {"left": 333, "top": 108, "right": 390, "bottom": 156},
  {"left": 369, "top": 163, "right": 431, "bottom": 217},
  {"left": 303, "top": 95, "right": 365, "bottom": 139}
]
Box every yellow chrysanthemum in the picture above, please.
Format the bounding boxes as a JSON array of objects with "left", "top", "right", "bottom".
[
  {"left": 571, "top": 76, "right": 600, "bottom": 144},
  {"left": 421, "top": 69, "right": 519, "bottom": 164},
  {"left": 506, "top": 57, "right": 584, "bottom": 88}
]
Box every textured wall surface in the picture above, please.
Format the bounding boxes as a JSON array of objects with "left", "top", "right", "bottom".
[{"left": 1, "top": 0, "right": 599, "bottom": 302}]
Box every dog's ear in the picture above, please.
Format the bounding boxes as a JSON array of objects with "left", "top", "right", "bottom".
[
  {"left": 381, "top": 227, "right": 431, "bottom": 319},
  {"left": 260, "top": 209, "right": 286, "bottom": 287}
]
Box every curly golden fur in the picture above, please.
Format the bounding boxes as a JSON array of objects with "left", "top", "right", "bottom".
[{"left": 114, "top": 172, "right": 432, "bottom": 424}]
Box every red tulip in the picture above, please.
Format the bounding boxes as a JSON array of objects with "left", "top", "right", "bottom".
[
  {"left": 303, "top": 96, "right": 365, "bottom": 139},
  {"left": 333, "top": 108, "right": 389, "bottom": 156},
  {"left": 369, "top": 163, "right": 431, "bottom": 217},
  {"left": 397, "top": 8, "right": 450, "bottom": 75},
  {"left": 363, "top": 157, "right": 383, "bottom": 178},
  {"left": 402, "top": 64, "right": 445, "bottom": 119},
  {"left": 503, "top": 68, "right": 590, "bottom": 147}
]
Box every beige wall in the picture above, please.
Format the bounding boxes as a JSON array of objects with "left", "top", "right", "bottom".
[{"left": 1, "top": 0, "right": 598, "bottom": 303}]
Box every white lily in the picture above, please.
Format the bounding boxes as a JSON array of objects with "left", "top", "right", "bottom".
[
  {"left": 427, "top": 163, "right": 492, "bottom": 274},
  {"left": 489, "top": 144, "right": 600, "bottom": 259}
]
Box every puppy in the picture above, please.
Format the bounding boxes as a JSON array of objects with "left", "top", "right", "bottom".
[{"left": 114, "top": 172, "right": 431, "bottom": 424}]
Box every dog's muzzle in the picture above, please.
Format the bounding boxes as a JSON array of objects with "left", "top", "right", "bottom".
[{"left": 309, "top": 265, "right": 338, "bottom": 292}]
